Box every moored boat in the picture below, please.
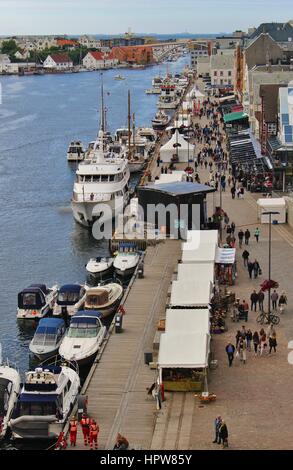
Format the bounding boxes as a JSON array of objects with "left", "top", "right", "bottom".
[
  {"left": 0, "top": 345, "right": 21, "bottom": 440},
  {"left": 17, "top": 284, "right": 58, "bottom": 320},
  {"left": 114, "top": 247, "right": 140, "bottom": 278},
  {"left": 29, "top": 318, "right": 66, "bottom": 360},
  {"left": 53, "top": 284, "right": 87, "bottom": 317},
  {"left": 86, "top": 257, "right": 114, "bottom": 284},
  {"left": 152, "top": 110, "right": 170, "bottom": 131},
  {"left": 67, "top": 141, "right": 85, "bottom": 162},
  {"left": 84, "top": 283, "right": 123, "bottom": 318}
]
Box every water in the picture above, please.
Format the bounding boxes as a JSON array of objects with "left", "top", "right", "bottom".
[{"left": 0, "top": 55, "right": 190, "bottom": 375}]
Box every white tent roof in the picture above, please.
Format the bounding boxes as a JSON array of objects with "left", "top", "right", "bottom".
[
  {"left": 257, "top": 198, "right": 286, "bottom": 208},
  {"left": 158, "top": 332, "right": 210, "bottom": 369},
  {"left": 170, "top": 279, "right": 212, "bottom": 307},
  {"left": 154, "top": 171, "right": 187, "bottom": 184},
  {"left": 165, "top": 308, "right": 210, "bottom": 335},
  {"left": 187, "top": 87, "right": 205, "bottom": 99},
  {"left": 160, "top": 129, "right": 195, "bottom": 152},
  {"left": 215, "top": 247, "right": 236, "bottom": 265},
  {"left": 177, "top": 262, "right": 214, "bottom": 284},
  {"left": 183, "top": 230, "right": 218, "bottom": 247},
  {"left": 181, "top": 243, "right": 216, "bottom": 264}
]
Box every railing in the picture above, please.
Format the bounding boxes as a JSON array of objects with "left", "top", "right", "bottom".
[{"left": 72, "top": 193, "right": 112, "bottom": 203}]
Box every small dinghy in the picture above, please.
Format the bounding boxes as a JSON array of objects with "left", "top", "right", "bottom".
[
  {"left": 86, "top": 257, "right": 114, "bottom": 284},
  {"left": 17, "top": 284, "right": 58, "bottom": 320},
  {"left": 0, "top": 344, "right": 21, "bottom": 440},
  {"left": 59, "top": 311, "right": 107, "bottom": 365},
  {"left": 53, "top": 284, "right": 87, "bottom": 317},
  {"left": 29, "top": 318, "right": 66, "bottom": 360},
  {"left": 84, "top": 283, "right": 123, "bottom": 318}
]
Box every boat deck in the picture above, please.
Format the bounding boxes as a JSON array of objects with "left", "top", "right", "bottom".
[{"left": 73, "top": 240, "right": 181, "bottom": 450}]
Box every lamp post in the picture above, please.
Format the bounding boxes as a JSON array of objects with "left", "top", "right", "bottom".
[{"left": 262, "top": 210, "right": 280, "bottom": 321}]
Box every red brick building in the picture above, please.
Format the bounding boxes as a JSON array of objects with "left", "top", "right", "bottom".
[{"left": 111, "top": 45, "right": 154, "bottom": 65}]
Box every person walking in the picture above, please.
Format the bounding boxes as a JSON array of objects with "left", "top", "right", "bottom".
[
  {"left": 89, "top": 419, "right": 99, "bottom": 450},
  {"left": 237, "top": 338, "right": 247, "bottom": 364},
  {"left": 244, "top": 229, "right": 250, "bottom": 245},
  {"left": 218, "top": 420, "right": 229, "bottom": 448},
  {"left": 267, "top": 326, "right": 277, "bottom": 354},
  {"left": 69, "top": 415, "right": 78, "bottom": 447},
  {"left": 231, "top": 221, "right": 236, "bottom": 234},
  {"left": 223, "top": 213, "right": 229, "bottom": 229},
  {"left": 225, "top": 343, "right": 235, "bottom": 367},
  {"left": 279, "top": 291, "right": 287, "bottom": 314},
  {"left": 248, "top": 260, "right": 254, "bottom": 279},
  {"left": 258, "top": 290, "right": 265, "bottom": 312},
  {"left": 259, "top": 330, "right": 267, "bottom": 356},
  {"left": 253, "top": 259, "right": 260, "bottom": 279},
  {"left": 213, "top": 416, "right": 222, "bottom": 444},
  {"left": 242, "top": 249, "right": 249, "bottom": 267},
  {"left": 114, "top": 433, "right": 129, "bottom": 450},
  {"left": 231, "top": 186, "right": 236, "bottom": 199},
  {"left": 246, "top": 329, "right": 252, "bottom": 351},
  {"left": 254, "top": 227, "right": 260, "bottom": 243},
  {"left": 253, "top": 331, "right": 260, "bottom": 356},
  {"left": 80, "top": 412, "right": 90, "bottom": 447},
  {"left": 156, "top": 156, "right": 161, "bottom": 167},
  {"left": 238, "top": 229, "right": 244, "bottom": 248},
  {"left": 271, "top": 290, "right": 279, "bottom": 310},
  {"left": 250, "top": 290, "right": 259, "bottom": 312},
  {"left": 235, "top": 329, "right": 241, "bottom": 348}
]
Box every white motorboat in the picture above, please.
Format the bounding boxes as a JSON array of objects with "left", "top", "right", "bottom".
[
  {"left": 114, "top": 247, "right": 140, "bottom": 278},
  {"left": 53, "top": 284, "right": 87, "bottom": 317},
  {"left": 114, "top": 75, "right": 125, "bottom": 80},
  {"left": 17, "top": 284, "right": 58, "bottom": 320},
  {"left": 86, "top": 256, "right": 114, "bottom": 284},
  {"left": 84, "top": 283, "right": 123, "bottom": 318},
  {"left": 9, "top": 360, "right": 80, "bottom": 440},
  {"left": 59, "top": 311, "right": 107, "bottom": 365},
  {"left": 145, "top": 88, "right": 161, "bottom": 95},
  {"left": 152, "top": 110, "right": 170, "bottom": 131},
  {"left": 157, "top": 82, "right": 180, "bottom": 109},
  {"left": 152, "top": 76, "right": 163, "bottom": 89},
  {"left": 0, "top": 345, "right": 21, "bottom": 440},
  {"left": 29, "top": 318, "right": 66, "bottom": 360},
  {"left": 67, "top": 141, "right": 85, "bottom": 162}
]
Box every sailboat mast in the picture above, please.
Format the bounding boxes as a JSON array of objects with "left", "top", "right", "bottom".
[
  {"left": 132, "top": 113, "right": 135, "bottom": 148},
  {"left": 128, "top": 90, "right": 131, "bottom": 159},
  {"left": 101, "top": 73, "right": 105, "bottom": 133}
]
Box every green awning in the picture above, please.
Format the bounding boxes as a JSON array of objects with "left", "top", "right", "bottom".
[{"left": 224, "top": 111, "right": 248, "bottom": 123}]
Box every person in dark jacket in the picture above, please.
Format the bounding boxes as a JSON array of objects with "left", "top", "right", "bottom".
[
  {"left": 213, "top": 416, "right": 222, "bottom": 443},
  {"left": 258, "top": 290, "right": 265, "bottom": 311},
  {"left": 247, "top": 261, "right": 254, "bottom": 279},
  {"left": 244, "top": 229, "right": 250, "bottom": 245},
  {"left": 253, "top": 259, "right": 260, "bottom": 279},
  {"left": 231, "top": 222, "right": 236, "bottom": 234},
  {"left": 225, "top": 343, "right": 235, "bottom": 367},
  {"left": 242, "top": 249, "right": 249, "bottom": 267},
  {"left": 238, "top": 229, "right": 244, "bottom": 248},
  {"left": 218, "top": 421, "right": 229, "bottom": 448},
  {"left": 253, "top": 331, "right": 260, "bottom": 356},
  {"left": 250, "top": 290, "right": 259, "bottom": 311}
]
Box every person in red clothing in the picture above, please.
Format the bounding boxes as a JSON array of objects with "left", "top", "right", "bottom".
[
  {"left": 55, "top": 432, "right": 67, "bottom": 450},
  {"left": 80, "top": 413, "right": 90, "bottom": 446},
  {"left": 89, "top": 419, "right": 99, "bottom": 450},
  {"left": 69, "top": 415, "right": 78, "bottom": 447}
]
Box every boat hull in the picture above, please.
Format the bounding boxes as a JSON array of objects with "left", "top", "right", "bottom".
[
  {"left": 114, "top": 266, "right": 136, "bottom": 279},
  {"left": 72, "top": 196, "right": 128, "bottom": 228},
  {"left": 10, "top": 416, "right": 66, "bottom": 440},
  {"left": 157, "top": 101, "right": 180, "bottom": 109}
]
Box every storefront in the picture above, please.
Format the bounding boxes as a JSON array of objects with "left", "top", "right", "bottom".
[{"left": 215, "top": 247, "right": 237, "bottom": 286}]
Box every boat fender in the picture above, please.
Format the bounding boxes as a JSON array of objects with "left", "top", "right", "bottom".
[{"left": 118, "top": 305, "right": 126, "bottom": 315}]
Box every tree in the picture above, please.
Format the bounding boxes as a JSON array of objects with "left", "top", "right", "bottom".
[{"left": 1, "top": 39, "right": 19, "bottom": 59}]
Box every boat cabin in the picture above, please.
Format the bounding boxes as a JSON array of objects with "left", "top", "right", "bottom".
[
  {"left": 85, "top": 288, "right": 109, "bottom": 309},
  {"left": 68, "top": 311, "right": 103, "bottom": 338},
  {"left": 57, "top": 284, "right": 85, "bottom": 306},
  {"left": 32, "top": 318, "right": 66, "bottom": 348},
  {"left": 18, "top": 285, "right": 49, "bottom": 310}
]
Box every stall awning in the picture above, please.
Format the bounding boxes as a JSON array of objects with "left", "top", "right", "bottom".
[
  {"left": 170, "top": 279, "right": 212, "bottom": 307},
  {"left": 224, "top": 111, "right": 248, "bottom": 123},
  {"left": 158, "top": 333, "right": 210, "bottom": 369},
  {"left": 215, "top": 247, "right": 236, "bottom": 265},
  {"left": 219, "top": 94, "right": 235, "bottom": 103},
  {"left": 183, "top": 229, "right": 218, "bottom": 246},
  {"left": 181, "top": 242, "right": 216, "bottom": 263},
  {"left": 165, "top": 308, "right": 210, "bottom": 335},
  {"left": 177, "top": 262, "right": 215, "bottom": 284}
]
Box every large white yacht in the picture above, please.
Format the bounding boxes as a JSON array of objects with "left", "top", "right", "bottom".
[
  {"left": 157, "top": 82, "right": 180, "bottom": 109},
  {"left": 71, "top": 131, "right": 130, "bottom": 228}
]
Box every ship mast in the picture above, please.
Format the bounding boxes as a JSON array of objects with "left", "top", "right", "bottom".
[
  {"left": 132, "top": 112, "right": 136, "bottom": 152},
  {"left": 128, "top": 90, "right": 131, "bottom": 160}
]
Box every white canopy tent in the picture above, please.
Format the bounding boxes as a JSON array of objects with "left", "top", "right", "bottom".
[
  {"left": 160, "top": 129, "right": 195, "bottom": 163},
  {"left": 215, "top": 247, "right": 236, "bottom": 265},
  {"left": 177, "top": 262, "right": 215, "bottom": 284},
  {"left": 175, "top": 113, "right": 192, "bottom": 128},
  {"left": 158, "top": 332, "right": 210, "bottom": 370},
  {"left": 165, "top": 308, "right": 210, "bottom": 335},
  {"left": 186, "top": 87, "right": 205, "bottom": 101},
  {"left": 170, "top": 279, "right": 213, "bottom": 307},
  {"left": 257, "top": 198, "right": 286, "bottom": 224},
  {"left": 154, "top": 171, "right": 187, "bottom": 184},
  {"left": 181, "top": 242, "right": 216, "bottom": 264},
  {"left": 182, "top": 229, "right": 218, "bottom": 246}
]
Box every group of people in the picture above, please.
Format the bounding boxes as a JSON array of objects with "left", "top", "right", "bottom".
[
  {"left": 249, "top": 289, "right": 287, "bottom": 313},
  {"left": 213, "top": 416, "right": 229, "bottom": 448}
]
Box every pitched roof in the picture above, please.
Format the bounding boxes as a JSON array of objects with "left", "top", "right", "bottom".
[
  {"left": 249, "top": 22, "right": 293, "bottom": 42},
  {"left": 89, "top": 50, "right": 114, "bottom": 60},
  {"left": 56, "top": 38, "right": 77, "bottom": 47},
  {"left": 49, "top": 53, "right": 72, "bottom": 63}
]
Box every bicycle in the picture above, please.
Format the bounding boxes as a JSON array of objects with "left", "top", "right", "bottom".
[{"left": 256, "top": 311, "right": 280, "bottom": 325}]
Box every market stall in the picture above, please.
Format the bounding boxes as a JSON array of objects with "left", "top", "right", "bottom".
[
  {"left": 257, "top": 198, "right": 287, "bottom": 224},
  {"left": 158, "top": 332, "right": 210, "bottom": 391},
  {"left": 183, "top": 229, "right": 219, "bottom": 245},
  {"left": 181, "top": 242, "right": 216, "bottom": 264},
  {"left": 160, "top": 130, "right": 195, "bottom": 163},
  {"left": 215, "top": 247, "right": 237, "bottom": 285},
  {"left": 169, "top": 278, "right": 213, "bottom": 308},
  {"left": 165, "top": 308, "right": 210, "bottom": 335},
  {"left": 177, "top": 262, "right": 215, "bottom": 285}
]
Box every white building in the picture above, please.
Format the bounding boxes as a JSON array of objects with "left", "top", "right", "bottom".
[
  {"left": 43, "top": 53, "right": 73, "bottom": 70},
  {"left": 278, "top": 81, "right": 293, "bottom": 146},
  {"left": 78, "top": 35, "right": 101, "bottom": 49},
  {"left": 82, "top": 51, "right": 118, "bottom": 70},
  {"left": 190, "top": 43, "right": 209, "bottom": 68},
  {"left": 210, "top": 53, "right": 235, "bottom": 87},
  {"left": 0, "top": 54, "right": 11, "bottom": 73}
]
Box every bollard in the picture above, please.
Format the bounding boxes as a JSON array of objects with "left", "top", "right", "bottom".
[{"left": 115, "top": 313, "right": 123, "bottom": 333}]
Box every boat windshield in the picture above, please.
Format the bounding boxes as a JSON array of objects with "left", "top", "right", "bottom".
[
  {"left": 18, "top": 401, "right": 57, "bottom": 416},
  {"left": 33, "top": 333, "right": 56, "bottom": 346},
  {"left": 58, "top": 292, "right": 80, "bottom": 304},
  {"left": 67, "top": 325, "right": 99, "bottom": 338},
  {"left": 23, "top": 293, "right": 37, "bottom": 306}
]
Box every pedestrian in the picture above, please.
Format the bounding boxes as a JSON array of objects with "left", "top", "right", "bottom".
[
  {"left": 250, "top": 290, "right": 259, "bottom": 312},
  {"left": 55, "top": 432, "right": 67, "bottom": 450},
  {"left": 231, "top": 221, "right": 236, "bottom": 234},
  {"left": 225, "top": 342, "right": 235, "bottom": 367},
  {"left": 259, "top": 329, "right": 267, "bottom": 356},
  {"left": 237, "top": 338, "right": 247, "bottom": 364},
  {"left": 235, "top": 329, "right": 241, "bottom": 348},
  {"left": 254, "top": 227, "right": 260, "bottom": 243},
  {"left": 89, "top": 419, "right": 99, "bottom": 450},
  {"left": 253, "top": 259, "right": 260, "bottom": 278},
  {"left": 242, "top": 249, "right": 249, "bottom": 267},
  {"left": 279, "top": 291, "right": 287, "bottom": 314},
  {"left": 236, "top": 187, "right": 241, "bottom": 199},
  {"left": 246, "top": 329, "right": 252, "bottom": 351},
  {"left": 69, "top": 415, "right": 78, "bottom": 447},
  {"left": 240, "top": 324, "right": 247, "bottom": 339},
  {"left": 223, "top": 212, "right": 229, "bottom": 229},
  {"left": 80, "top": 412, "right": 90, "bottom": 447},
  {"left": 253, "top": 331, "right": 260, "bottom": 356},
  {"left": 258, "top": 290, "right": 265, "bottom": 312},
  {"left": 244, "top": 229, "right": 250, "bottom": 245},
  {"left": 113, "top": 433, "right": 129, "bottom": 450},
  {"left": 267, "top": 325, "right": 277, "bottom": 354},
  {"left": 271, "top": 290, "right": 279, "bottom": 310},
  {"left": 218, "top": 420, "right": 229, "bottom": 448},
  {"left": 212, "top": 416, "right": 222, "bottom": 443},
  {"left": 204, "top": 160, "right": 208, "bottom": 169},
  {"left": 156, "top": 156, "right": 160, "bottom": 167},
  {"left": 231, "top": 186, "right": 236, "bottom": 199},
  {"left": 238, "top": 229, "right": 244, "bottom": 248},
  {"left": 240, "top": 187, "right": 245, "bottom": 199}
]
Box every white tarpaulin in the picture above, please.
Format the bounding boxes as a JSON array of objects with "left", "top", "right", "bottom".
[
  {"left": 165, "top": 308, "right": 210, "bottom": 335},
  {"left": 186, "top": 87, "right": 205, "bottom": 100},
  {"left": 177, "top": 262, "right": 215, "bottom": 284},
  {"left": 158, "top": 332, "right": 210, "bottom": 369},
  {"left": 257, "top": 198, "right": 286, "bottom": 224},
  {"left": 170, "top": 279, "right": 212, "bottom": 307},
  {"left": 181, "top": 243, "right": 216, "bottom": 264},
  {"left": 215, "top": 247, "right": 236, "bottom": 265},
  {"left": 160, "top": 129, "right": 195, "bottom": 163},
  {"left": 182, "top": 230, "right": 218, "bottom": 247},
  {"left": 154, "top": 171, "right": 187, "bottom": 184}
]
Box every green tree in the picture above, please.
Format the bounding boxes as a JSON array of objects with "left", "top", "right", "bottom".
[{"left": 1, "top": 39, "right": 19, "bottom": 59}]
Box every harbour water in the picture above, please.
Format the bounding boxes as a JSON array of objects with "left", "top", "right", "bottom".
[{"left": 0, "top": 55, "right": 189, "bottom": 374}]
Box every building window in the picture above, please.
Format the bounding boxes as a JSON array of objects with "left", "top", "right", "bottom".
[
  {"left": 220, "top": 71, "right": 223, "bottom": 77},
  {"left": 214, "top": 71, "right": 217, "bottom": 76},
  {"left": 228, "top": 70, "right": 232, "bottom": 77},
  {"left": 220, "top": 79, "right": 223, "bottom": 85}
]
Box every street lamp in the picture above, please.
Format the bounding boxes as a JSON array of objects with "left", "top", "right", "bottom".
[{"left": 262, "top": 210, "right": 280, "bottom": 321}]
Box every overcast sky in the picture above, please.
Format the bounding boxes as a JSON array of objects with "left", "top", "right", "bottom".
[{"left": 0, "top": 0, "right": 291, "bottom": 35}]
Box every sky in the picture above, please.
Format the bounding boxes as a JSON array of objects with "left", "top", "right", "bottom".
[{"left": 0, "top": 0, "right": 292, "bottom": 35}]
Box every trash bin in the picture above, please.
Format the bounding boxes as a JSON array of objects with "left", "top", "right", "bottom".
[
  {"left": 144, "top": 352, "right": 153, "bottom": 365},
  {"left": 115, "top": 313, "right": 123, "bottom": 333},
  {"left": 138, "top": 262, "right": 144, "bottom": 279}
]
